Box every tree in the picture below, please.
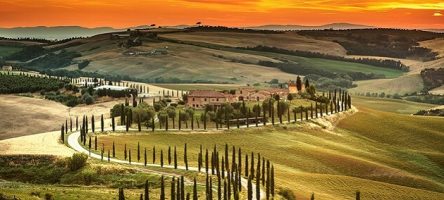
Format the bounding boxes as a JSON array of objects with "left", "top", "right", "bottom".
[
  {"left": 184, "top": 143, "right": 188, "bottom": 170},
  {"left": 193, "top": 178, "right": 198, "bottom": 200},
  {"left": 287, "top": 93, "right": 294, "bottom": 102},
  {"left": 144, "top": 180, "right": 149, "bottom": 200},
  {"left": 296, "top": 76, "right": 302, "bottom": 91},
  {"left": 305, "top": 78, "right": 310, "bottom": 89},
  {"left": 167, "top": 106, "right": 176, "bottom": 129},
  {"left": 307, "top": 85, "right": 316, "bottom": 98},
  {"left": 137, "top": 142, "right": 141, "bottom": 161},
  {"left": 101, "top": 114, "right": 104, "bottom": 132},
  {"left": 171, "top": 177, "right": 176, "bottom": 200},
  {"left": 118, "top": 188, "right": 125, "bottom": 200},
  {"left": 356, "top": 191, "right": 360, "bottom": 200},
  {"left": 248, "top": 175, "right": 253, "bottom": 200},
  {"left": 174, "top": 146, "right": 178, "bottom": 169},
  {"left": 112, "top": 141, "right": 115, "bottom": 157},
  {"left": 311, "top": 193, "right": 315, "bottom": 200},
  {"left": 160, "top": 176, "right": 165, "bottom": 200}
]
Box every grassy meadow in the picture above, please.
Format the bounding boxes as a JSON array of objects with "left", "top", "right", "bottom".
[
  {"left": 0, "top": 45, "right": 22, "bottom": 57},
  {"left": 91, "top": 97, "right": 444, "bottom": 200}
]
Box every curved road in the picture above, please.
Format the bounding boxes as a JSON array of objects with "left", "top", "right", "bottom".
[{"left": 68, "top": 129, "right": 266, "bottom": 199}]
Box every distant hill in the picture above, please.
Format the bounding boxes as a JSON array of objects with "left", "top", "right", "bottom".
[
  {"left": 246, "top": 23, "right": 375, "bottom": 31},
  {"left": 0, "top": 26, "right": 120, "bottom": 40}
]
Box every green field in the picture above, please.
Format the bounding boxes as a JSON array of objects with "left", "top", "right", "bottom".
[
  {"left": 92, "top": 97, "right": 444, "bottom": 200},
  {"left": 352, "top": 96, "right": 436, "bottom": 114},
  {"left": 0, "top": 45, "right": 22, "bottom": 57}
]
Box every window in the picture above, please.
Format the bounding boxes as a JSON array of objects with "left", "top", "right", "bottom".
[
  {"left": 217, "top": 98, "right": 219, "bottom": 101},
  {"left": 192, "top": 98, "right": 195, "bottom": 101},
  {"left": 204, "top": 98, "right": 207, "bottom": 101}
]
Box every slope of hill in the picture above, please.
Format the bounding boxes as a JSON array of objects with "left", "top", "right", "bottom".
[
  {"left": 162, "top": 31, "right": 347, "bottom": 56},
  {"left": 247, "top": 23, "right": 374, "bottom": 31}
]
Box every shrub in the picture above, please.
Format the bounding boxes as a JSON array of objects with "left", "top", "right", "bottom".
[
  {"left": 67, "top": 153, "right": 88, "bottom": 171},
  {"left": 78, "top": 60, "right": 90, "bottom": 70},
  {"left": 82, "top": 93, "right": 94, "bottom": 105},
  {"left": 45, "top": 193, "right": 54, "bottom": 200},
  {"left": 278, "top": 188, "right": 296, "bottom": 200}
]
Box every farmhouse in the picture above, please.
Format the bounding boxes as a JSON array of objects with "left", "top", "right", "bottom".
[
  {"left": 187, "top": 87, "right": 290, "bottom": 109},
  {"left": 187, "top": 90, "right": 232, "bottom": 109},
  {"left": 2, "top": 66, "right": 13, "bottom": 71}
]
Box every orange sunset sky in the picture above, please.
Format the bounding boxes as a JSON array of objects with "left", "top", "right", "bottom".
[{"left": 0, "top": 0, "right": 443, "bottom": 29}]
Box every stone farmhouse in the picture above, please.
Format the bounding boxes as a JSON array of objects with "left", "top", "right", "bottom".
[{"left": 187, "top": 87, "right": 289, "bottom": 109}]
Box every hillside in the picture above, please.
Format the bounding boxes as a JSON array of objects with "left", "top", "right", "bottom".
[{"left": 5, "top": 28, "right": 442, "bottom": 87}]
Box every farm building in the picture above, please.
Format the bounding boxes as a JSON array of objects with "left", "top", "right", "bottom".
[
  {"left": 187, "top": 87, "right": 290, "bottom": 109},
  {"left": 2, "top": 66, "right": 13, "bottom": 71}
]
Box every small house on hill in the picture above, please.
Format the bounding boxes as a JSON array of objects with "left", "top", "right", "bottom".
[{"left": 2, "top": 66, "right": 13, "bottom": 71}]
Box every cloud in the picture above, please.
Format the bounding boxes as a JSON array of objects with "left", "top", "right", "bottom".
[{"left": 434, "top": 11, "right": 442, "bottom": 16}]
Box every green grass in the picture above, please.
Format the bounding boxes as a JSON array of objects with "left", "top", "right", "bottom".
[
  {"left": 241, "top": 49, "right": 405, "bottom": 79},
  {"left": 94, "top": 102, "right": 444, "bottom": 200},
  {"left": 0, "top": 45, "right": 22, "bottom": 57},
  {"left": 161, "top": 36, "right": 405, "bottom": 79},
  {"left": 352, "top": 96, "right": 436, "bottom": 114}
]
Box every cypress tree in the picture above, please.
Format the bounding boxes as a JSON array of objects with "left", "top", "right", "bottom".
[
  {"left": 111, "top": 141, "right": 115, "bottom": 157},
  {"left": 218, "top": 175, "right": 222, "bottom": 200},
  {"left": 161, "top": 149, "right": 164, "bottom": 167},
  {"left": 262, "top": 159, "right": 265, "bottom": 186},
  {"left": 287, "top": 105, "right": 290, "bottom": 123},
  {"left": 60, "top": 125, "right": 64, "bottom": 143},
  {"left": 266, "top": 160, "right": 270, "bottom": 200},
  {"left": 152, "top": 117, "right": 155, "bottom": 132},
  {"left": 193, "top": 177, "right": 198, "bottom": 200},
  {"left": 88, "top": 136, "right": 91, "bottom": 150},
  {"left": 300, "top": 106, "right": 303, "bottom": 121},
  {"left": 305, "top": 107, "right": 309, "bottom": 120},
  {"left": 171, "top": 177, "right": 176, "bottom": 200},
  {"left": 112, "top": 115, "right": 115, "bottom": 131},
  {"left": 94, "top": 136, "right": 98, "bottom": 151},
  {"left": 108, "top": 149, "right": 110, "bottom": 162},
  {"left": 138, "top": 114, "right": 141, "bottom": 132},
  {"left": 256, "top": 154, "right": 261, "bottom": 187},
  {"left": 144, "top": 148, "right": 147, "bottom": 166},
  {"left": 129, "top": 149, "right": 131, "bottom": 164},
  {"left": 224, "top": 180, "right": 227, "bottom": 200},
  {"left": 168, "top": 146, "right": 172, "bottom": 165},
  {"left": 70, "top": 118, "right": 72, "bottom": 132},
  {"left": 92, "top": 115, "right": 95, "bottom": 133},
  {"left": 101, "top": 114, "right": 104, "bottom": 132},
  {"left": 205, "top": 149, "right": 209, "bottom": 174},
  {"left": 311, "top": 103, "right": 314, "bottom": 118},
  {"left": 250, "top": 152, "right": 255, "bottom": 179},
  {"left": 174, "top": 146, "right": 178, "bottom": 169},
  {"left": 245, "top": 154, "right": 249, "bottom": 177},
  {"left": 140, "top": 194, "right": 143, "bottom": 200},
  {"left": 181, "top": 176, "right": 185, "bottom": 200},
  {"left": 247, "top": 175, "right": 253, "bottom": 200},
  {"left": 137, "top": 142, "right": 141, "bottom": 161},
  {"left": 165, "top": 115, "right": 168, "bottom": 131},
  {"left": 224, "top": 144, "right": 229, "bottom": 171},
  {"left": 209, "top": 176, "right": 213, "bottom": 200},
  {"left": 227, "top": 170, "right": 231, "bottom": 200},
  {"left": 271, "top": 165, "right": 275, "bottom": 197},
  {"left": 186, "top": 193, "right": 190, "bottom": 200},
  {"left": 311, "top": 193, "right": 315, "bottom": 200},
  {"left": 65, "top": 120, "right": 68, "bottom": 133},
  {"left": 118, "top": 188, "right": 125, "bottom": 200},
  {"left": 256, "top": 168, "right": 260, "bottom": 200},
  {"left": 222, "top": 157, "right": 225, "bottom": 179},
  {"left": 356, "top": 191, "right": 360, "bottom": 200},
  {"left": 76, "top": 116, "right": 78, "bottom": 131},
  {"left": 153, "top": 146, "right": 156, "bottom": 164},
  {"left": 238, "top": 148, "right": 242, "bottom": 176},
  {"left": 203, "top": 112, "right": 207, "bottom": 130},
  {"left": 177, "top": 176, "right": 181, "bottom": 200},
  {"left": 198, "top": 145, "right": 202, "bottom": 172},
  {"left": 184, "top": 143, "right": 188, "bottom": 170},
  {"left": 144, "top": 180, "right": 149, "bottom": 200},
  {"left": 160, "top": 176, "right": 165, "bottom": 200}
]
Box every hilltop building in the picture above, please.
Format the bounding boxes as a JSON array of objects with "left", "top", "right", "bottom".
[
  {"left": 187, "top": 87, "right": 289, "bottom": 109},
  {"left": 2, "top": 66, "right": 13, "bottom": 71}
]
